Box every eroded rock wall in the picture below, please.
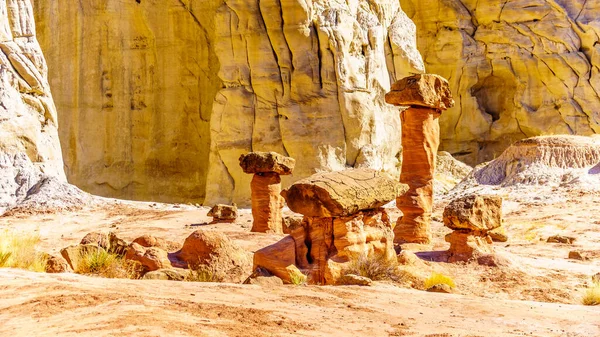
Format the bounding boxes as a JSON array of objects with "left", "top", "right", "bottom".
[
  {"left": 34, "top": 0, "right": 424, "bottom": 205},
  {"left": 401, "top": 0, "right": 600, "bottom": 165},
  {"left": 0, "top": 0, "right": 65, "bottom": 211}
]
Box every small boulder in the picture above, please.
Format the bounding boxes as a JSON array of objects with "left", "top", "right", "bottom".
[
  {"left": 568, "top": 251, "right": 587, "bottom": 261},
  {"left": 45, "top": 255, "right": 72, "bottom": 273},
  {"left": 547, "top": 235, "right": 576, "bottom": 244},
  {"left": 108, "top": 232, "right": 128, "bottom": 255},
  {"left": 338, "top": 274, "right": 373, "bottom": 286},
  {"left": 426, "top": 284, "right": 452, "bottom": 294},
  {"left": 125, "top": 243, "right": 172, "bottom": 272},
  {"left": 132, "top": 235, "right": 180, "bottom": 252},
  {"left": 60, "top": 244, "right": 105, "bottom": 271},
  {"left": 80, "top": 232, "right": 110, "bottom": 250},
  {"left": 207, "top": 204, "right": 238, "bottom": 222},
  {"left": 239, "top": 152, "right": 295, "bottom": 175},
  {"left": 443, "top": 195, "right": 503, "bottom": 231},
  {"left": 142, "top": 268, "right": 189, "bottom": 281},
  {"left": 397, "top": 251, "right": 420, "bottom": 265}
]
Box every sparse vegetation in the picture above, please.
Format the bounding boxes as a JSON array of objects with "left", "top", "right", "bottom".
[
  {"left": 0, "top": 230, "right": 47, "bottom": 272},
  {"left": 424, "top": 272, "right": 456, "bottom": 290},
  {"left": 582, "top": 278, "right": 600, "bottom": 306},
  {"left": 76, "top": 249, "right": 142, "bottom": 279},
  {"left": 288, "top": 268, "right": 307, "bottom": 286},
  {"left": 187, "top": 265, "right": 221, "bottom": 282},
  {"left": 343, "top": 253, "right": 402, "bottom": 282}
]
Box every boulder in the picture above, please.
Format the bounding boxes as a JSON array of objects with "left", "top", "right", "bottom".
[
  {"left": 338, "top": 274, "right": 373, "bottom": 286},
  {"left": 207, "top": 204, "right": 238, "bottom": 221},
  {"left": 125, "top": 243, "right": 171, "bottom": 272},
  {"left": 239, "top": 152, "right": 295, "bottom": 175},
  {"left": 281, "top": 169, "right": 407, "bottom": 217},
  {"left": 132, "top": 235, "right": 180, "bottom": 252},
  {"left": 547, "top": 235, "right": 576, "bottom": 244},
  {"left": 60, "top": 244, "right": 104, "bottom": 271},
  {"left": 142, "top": 268, "right": 190, "bottom": 281},
  {"left": 108, "top": 232, "right": 128, "bottom": 255},
  {"left": 253, "top": 236, "right": 296, "bottom": 283},
  {"left": 173, "top": 230, "right": 251, "bottom": 283},
  {"left": 80, "top": 232, "right": 110, "bottom": 250},
  {"left": 385, "top": 74, "right": 455, "bottom": 110},
  {"left": 45, "top": 255, "right": 72, "bottom": 273},
  {"left": 568, "top": 251, "right": 587, "bottom": 261},
  {"left": 443, "top": 195, "right": 503, "bottom": 231}
]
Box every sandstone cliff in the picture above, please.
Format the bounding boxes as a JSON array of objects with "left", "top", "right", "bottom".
[
  {"left": 0, "top": 0, "right": 66, "bottom": 212},
  {"left": 401, "top": 0, "right": 600, "bottom": 165},
  {"left": 33, "top": 0, "right": 424, "bottom": 205}
]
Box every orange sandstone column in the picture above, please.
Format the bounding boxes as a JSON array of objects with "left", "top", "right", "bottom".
[
  {"left": 385, "top": 74, "right": 455, "bottom": 244},
  {"left": 239, "top": 152, "right": 295, "bottom": 234}
]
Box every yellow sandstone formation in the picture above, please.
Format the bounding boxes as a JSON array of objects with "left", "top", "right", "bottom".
[
  {"left": 401, "top": 0, "right": 600, "bottom": 165},
  {"left": 33, "top": 0, "right": 424, "bottom": 205}
]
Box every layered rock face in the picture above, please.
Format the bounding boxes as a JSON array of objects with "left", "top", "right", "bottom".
[
  {"left": 33, "top": 0, "right": 424, "bottom": 205},
  {"left": 0, "top": 0, "right": 66, "bottom": 212},
  {"left": 401, "top": 0, "right": 600, "bottom": 165}
]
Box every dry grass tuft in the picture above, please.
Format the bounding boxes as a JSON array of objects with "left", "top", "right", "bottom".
[
  {"left": 424, "top": 272, "right": 456, "bottom": 290},
  {"left": 186, "top": 263, "right": 223, "bottom": 282},
  {"left": 582, "top": 284, "right": 600, "bottom": 306},
  {"left": 288, "top": 269, "right": 307, "bottom": 286},
  {"left": 76, "top": 249, "right": 142, "bottom": 279},
  {"left": 343, "top": 253, "right": 402, "bottom": 282},
  {"left": 0, "top": 230, "right": 47, "bottom": 272}
]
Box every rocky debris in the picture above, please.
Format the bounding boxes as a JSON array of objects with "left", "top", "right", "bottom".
[
  {"left": 80, "top": 232, "right": 110, "bottom": 250},
  {"left": 142, "top": 269, "right": 190, "bottom": 281},
  {"left": 488, "top": 226, "right": 508, "bottom": 243},
  {"left": 427, "top": 284, "right": 452, "bottom": 294},
  {"left": 239, "top": 152, "right": 295, "bottom": 175},
  {"left": 386, "top": 74, "right": 455, "bottom": 244},
  {"left": 60, "top": 244, "right": 104, "bottom": 271},
  {"left": 547, "top": 235, "right": 577, "bottom": 244},
  {"left": 452, "top": 136, "right": 600, "bottom": 195},
  {"left": 125, "top": 243, "right": 171, "bottom": 272},
  {"left": 207, "top": 204, "right": 238, "bottom": 222},
  {"left": 281, "top": 169, "right": 406, "bottom": 217},
  {"left": 132, "top": 235, "right": 180, "bottom": 252},
  {"left": 173, "top": 230, "right": 251, "bottom": 283},
  {"left": 45, "top": 255, "right": 72, "bottom": 273},
  {"left": 254, "top": 208, "right": 396, "bottom": 285},
  {"left": 35, "top": 1, "right": 424, "bottom": 206},
  {"left": 240, "top": 152, "right": 294, "bottom": 233},
  {"left": 443, "top": 195, "right": 503, "bottom": 263},
  {"left": 403, "top": 0, "right": 600, "bottom": 165},
  {"left": 568, "top": 251, "right": 587, "bottom": 261},
  {"left": 338, "top": 274, "right": 373, "bottom": 286},
  {"left": 434, "top": 152, "right": 472, "bottom": 196},
  {"left": 108, "top": 232, "right": 128, "bottom": 255}
]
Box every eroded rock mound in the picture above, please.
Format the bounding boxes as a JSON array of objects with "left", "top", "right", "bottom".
[{"left": 281, "top": 169, "right": 407, "bottom": 217}]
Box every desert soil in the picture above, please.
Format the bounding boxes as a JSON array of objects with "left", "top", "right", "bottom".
[{"left": 1, "top": 188, "right": 599, "bottom": 336}]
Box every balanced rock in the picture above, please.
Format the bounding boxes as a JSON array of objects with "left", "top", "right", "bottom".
[
  {"left": 281, "top": 169, "right": 406, "bottom": 217},
  {"left": 385, "top": 74, "right": 455, "bottom": 110},
  {"left": 125, "top": 243, "right": 171, "bottom": 272},
  {"left": 207, "top": 204, "right": 238, "bottom": 222},
  {"left": 443, "top": 195, "right": 503, "bottom": 232},
  {"left": 443, "top": 195, "right": 503, "bottom": 263},
  {"left": 239, "top": 152, "right": 295, "bottom": 175}
]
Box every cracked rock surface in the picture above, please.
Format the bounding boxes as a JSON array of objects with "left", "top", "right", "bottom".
[{"left": 402, "top": 0, "right": 600, "bottom": 165}]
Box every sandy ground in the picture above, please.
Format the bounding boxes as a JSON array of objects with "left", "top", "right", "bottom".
[{"left": 0, "top": 188, "right": 600, "bottom": 336}]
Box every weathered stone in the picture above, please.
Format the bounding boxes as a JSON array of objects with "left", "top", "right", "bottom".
[
  {"left": 445, "top": 231, "right": 494, "bottom": 263},
  {"left": 108, "top": 232, "right": 128, "bottom": 255},
  {"left": 251, "top": 173, "right": 284, "bottom": 233},
  {"left": 80, "top": 232, "right": 110, "bottom": 250},
  {"left": 33, "top": 1, "right": 424, "bottom": 206},
  {"left": 489, "top": 226, "right": 508, "bottom": 243},
  {"left": 338, "top": 274, "right": 373, "bottom": 286},
  {"left": 443, "top": 195, "right": 503, "bottom": 232},
  {"left": 207, "top": 204, "right": 238, "bottom": 222},
  {"left": 239, "top": 152, "right": 295, "bottom": 175},
  {"left": 132, "top": 235, "right": 180, "bottom": 252},
  {"left": 281, "top": 169, "right": 407, "bottom": 218},
  {"left": 125, "top": 243, "right": 172, "bottom": 272},
  {"left": 568, "top": 251, "right": 587, "bottom": 261},
  {"left": 385, "top": 74, "right": 454, "bottom": 110},
  {"left": 45, "top": 255, "right": 72, "bottom": 273},
  {"left": 397, "top": 251, "right": 420, "bottom": 266},
  {"left": 427, "top": 284, "right": 452, "bottom": 294},
  {"left": 254, "top": 208, "right": 396, "bottom": 285},
  {"left": 142, "top": 268, "right": 189, "bottom": 281},
  {"left": 173, "top": 230, "right": 251, "bottom": 283},
  {"left": 547, "top": 235, "right": 576, "bottom": 244},
  {"left": 60, "top": 244, "right": 104, "bottom": 271}
]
